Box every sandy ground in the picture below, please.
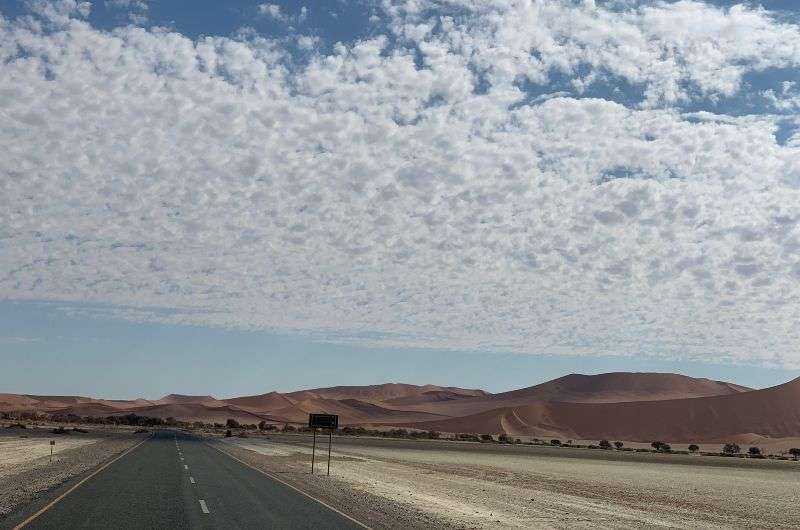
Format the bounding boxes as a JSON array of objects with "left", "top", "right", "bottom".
[
  {"left": 217, "top": 434, "right": 800, "bottom": 529},
  {"left": 0, "top": 426, "right": 143, "bottom": 518},
  {"left": 0, "top": 438, "right": 97, "bottom": 473}
]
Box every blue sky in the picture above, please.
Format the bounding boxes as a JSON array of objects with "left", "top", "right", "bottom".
[
  {"left": 2, "top": 300, "right": 796, "bottom": 399},
  {"left": 2, "top": 0, "right": 800, "bottom": 398}
]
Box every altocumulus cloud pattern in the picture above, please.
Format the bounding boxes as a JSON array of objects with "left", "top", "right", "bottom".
[{"left": 2, "top": 0, "right": 800, "bottom": 365}]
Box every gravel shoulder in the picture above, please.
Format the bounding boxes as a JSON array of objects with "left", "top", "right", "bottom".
[
  {"left": 0, "top": 426, "right": 145, "bottom": 519},
  {"left": 214, "top": 433, "right": 800, "bottom": 529}
]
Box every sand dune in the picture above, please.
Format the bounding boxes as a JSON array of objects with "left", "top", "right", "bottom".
[
  {"left": 223, "top": 391, "right": 296, "bottom": 412},
  {"left": 491, "top": 372, "right": 751, "bottom": 403},
  {"left": 405, "top": 377, "right": 800, "bottom": 442},
  {"left": 285, "top": 383, "right": 487, "bottom": 403},
  {"left": 4, "top": 373, "right": 799, "bottom": 443}
]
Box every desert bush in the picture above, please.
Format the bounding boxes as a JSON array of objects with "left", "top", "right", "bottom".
[
  {"left": 72, "top": 427, "right": 89, "bottom": 433},
  {"left": 748, "top": 446, "right": 761, "bottom": 456},
  {"left": 722, "top": 443, "right": 740, "bottom": 455},
  {"left": 688, "top": 444, "right": 699, "bottom": 453},
  {"left": 789, "top": 448, "right": 800, "bottom": 460},
  {"left": 550, "top": 439, "right": 561, "bottom": 446},
  {"left": 6, "top": 423, "right": 26, "bottom": 429},
  {"left": 427, "top": 431, "right": 441, "bottom": 439},
  {"left": 613, "top": 441, "right": 624, "bottom": 449},
  {"left": 480, "top": 434, "right": 494, "bottom": 442},
  {"left": 226, "top": 418, "right": 240, "bottom": 429},
  {"left": 237, "top": 431, "right": 248, "bottom": 438},
  {"left": 51, "top": 426, "right": 70, "bottom": 435},
  {"left": 598, "top": 440, "right": 611, "bottom": 449},
  {"left": 134, "top": 428, "right": 149, "bottom": 433},
  {"left": 283, "top": 424, "right": 296, "bottom": 432},
  {"left": 457, "top": 433, "right": 480, "bottom": 442},
  {"left": 224, "top": 429, "right": 232, "bottom": 438},
  {"left": 651, "top": 441, "right": 671, "bottom": 452},
  {"left": 498, "top": 434, "right": 511, "bottom": 444}
]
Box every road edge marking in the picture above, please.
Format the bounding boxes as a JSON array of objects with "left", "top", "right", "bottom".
[
  {"left": 208, "top": 442, "right": 372, "bottom": 530},
  {"left": 199, "top": 499, "right": 210, "bottom": 514},
  {"left": 13, "top": 434, "right": 151, "bottom": 530}
]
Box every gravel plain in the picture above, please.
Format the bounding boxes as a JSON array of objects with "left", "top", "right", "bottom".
[
  {"left": 0, "top": 425, "right": 143, "bottom": 518},
  {"left": 217, "top": 433, "right": 800, "bottom": 529}
]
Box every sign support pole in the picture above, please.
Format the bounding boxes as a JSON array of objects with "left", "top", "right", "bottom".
[
  {"left": 327, "top": 428, "right": 332, "bottom": 476},
  {"left": 311, "top": 427, "right": 316, "bottom": 474}
]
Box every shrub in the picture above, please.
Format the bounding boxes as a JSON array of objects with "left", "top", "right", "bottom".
[
  {"left": 651, "top": 441, "right": 671, "bottom": 452},
  {"left": 226, "top": 418, "right": 240, "bottom": 429},
  {"left": 134, "top": 428, "right": 149, "bottom": 434},
  {"left": 598, "top": 440, "right": 612, "bottom": 449},
  {"left": 457, "top": 433, "right": 480, "bottom": 442},
  {"left": 237, "top": 431, "right": 248, "bottom": 438},
  {"left": 688, "top": 444, "right": 699, "bottom": 453},
  {"left": 283, "top": 424, "right": 296, "bottom": 432},
  {"left": 550, "top": 439, "right": 561, "bottom": 446},
  {"left": 427, "top": 431, "right": 440, "bottom": 439},
  {"left": 722, "top": 443, "right": 740, "bottom": 455},
  {"left": 6, "top": 423, "right": 26, "bottom": 429},
  {"left": 747, "top": 446, "right": 761, "bottom": 456},
  {"left": 789, "top": 448, "right": 800, "bottom": 460},
  {"left": 498, "top": 434, "right": 511, "bottom": 444},
  {"left": 480, "top": 434, "right": 494, "bottom": 442},
  {"left": 72, "top": 427, "right": 89, "bottom": 433},
  {"left": 613, "top": 441, "right": 624, "bottom": 449},
  {"left": 224, "top": 429, "right": 232, "bottom": 438}
]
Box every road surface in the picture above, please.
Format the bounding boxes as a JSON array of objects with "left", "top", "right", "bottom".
[{"left": 3, "top": 431, "right": 365, "bottom": 530}]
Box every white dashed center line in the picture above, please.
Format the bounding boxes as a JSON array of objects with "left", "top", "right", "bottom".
[
  {"left": 199, "top": 500, "right": 210, "bottom": 514},
  {"left": 184, "top": 464, "right": 189, "bottom": 470},
  {"left": 189, "top": 476, "right": 196, "bottom": 484}
]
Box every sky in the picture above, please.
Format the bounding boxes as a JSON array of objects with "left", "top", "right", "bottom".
[{"left": 2, "top": 0, "right": 800, "bottom": 398}]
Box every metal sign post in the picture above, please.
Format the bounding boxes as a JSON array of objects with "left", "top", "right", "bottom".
[
  {"left": 327, "top": 429, "right": 332, "bottom": 476},
  {"left": 311, "top": 427, "right": 316, "bottom": 474},
  {"left": 50, "top": 440, "right": 55, "bottom": 462},
  {"left": 308, "top": 414, "right": 338, "bottom": 476}
]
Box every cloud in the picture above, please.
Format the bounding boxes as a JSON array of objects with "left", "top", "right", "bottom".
[
  {"left": 1, "top": 1, "right": 800, "bottom": 366},
  {"left": 258, "top": 4, "right": 307, "bottom": 24},
  {"left": 105, "top": 0, "right": 149, "bottom": 25}
]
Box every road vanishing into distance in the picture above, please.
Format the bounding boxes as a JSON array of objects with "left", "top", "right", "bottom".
[{"left": 3, "top": 431, "right": 365, "bottom": 530}]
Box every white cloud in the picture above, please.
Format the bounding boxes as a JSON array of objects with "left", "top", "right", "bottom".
[
  {"left": 106, "top": 0, "right": 149, "bottom": 25},
  {"left": 1, "top": 2, "right": 800, "bottom": 366}
]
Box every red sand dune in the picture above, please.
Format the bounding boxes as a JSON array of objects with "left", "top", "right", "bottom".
[
  {"left": 377, "top": 372, "right": 751, "bottom": 418},
  {"left": 285, "top": 383, "right": 487, "bottom": 403},
  {"left": 155, "top": 394, "right": 222, "bottom": 406},
  {"left": 403, "top": 377, "right": 800, "bottom": 442},
  {"left": 223, "top": 391, "right": 297, "bottom": 412},
  {"left": 124, "top": 403, "right": 267, "bottom": 424},
  {"left": 6, "top": 373, "right": 800, "bottom": 443},
  {"left": 491, "top": 372, "right": 751, "bottom": 403}
]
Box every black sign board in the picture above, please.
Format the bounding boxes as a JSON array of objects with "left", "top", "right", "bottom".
[{"left": 308, "top": 413, "right": 338, "bottom": 429}]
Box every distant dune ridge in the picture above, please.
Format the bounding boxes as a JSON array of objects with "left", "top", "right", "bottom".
[{"left": 6, "top": 372, "right": 800, "bottom": 443}]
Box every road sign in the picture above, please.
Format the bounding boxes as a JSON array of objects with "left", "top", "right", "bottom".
[
  {"left": 308, "top": 414, "right": 338, "bottom": 476},
  {"left": 308, "top": 414, "right": 338, "bottom": 429}
]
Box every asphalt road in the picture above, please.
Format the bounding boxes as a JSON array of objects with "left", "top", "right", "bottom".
[{"left": 6, "top": 431, "right": 364, "bottom": 530}]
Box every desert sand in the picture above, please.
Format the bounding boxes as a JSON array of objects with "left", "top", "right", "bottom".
[{"left": 218, "top": 433, "right": 800, "bottom": 529}]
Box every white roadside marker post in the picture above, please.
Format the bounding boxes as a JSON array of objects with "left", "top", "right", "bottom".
[{"left": 50, "top": 440, "right": 54, "bottom": 462}]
